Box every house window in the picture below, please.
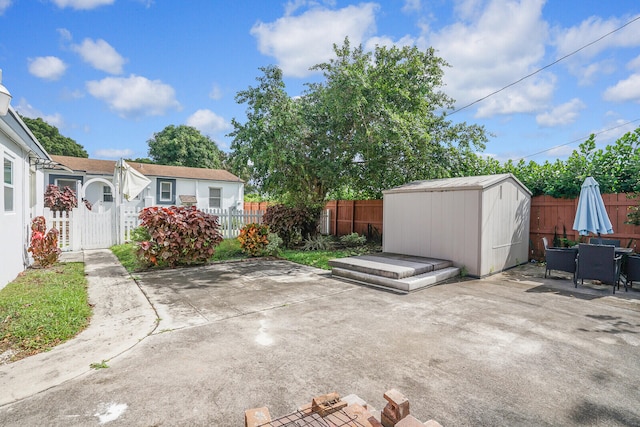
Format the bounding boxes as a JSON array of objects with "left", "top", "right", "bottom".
[
  {"left": 156, "top": 178, "right": 176, "bottom": 204},
  {"left": 209, "top": 188, "right": 221, "bottom": 208},
  {"left": 103, "top": 185, "right": 113, "bottom": 202},
  {"left": 4, "top": 157, "right": 13, "bottom": 212},
  {"left": 160, "top": 181, "right": 172, "bottom": 201},
  {"left": 55, "top": 178, "right": 78, "bottom": 193}
]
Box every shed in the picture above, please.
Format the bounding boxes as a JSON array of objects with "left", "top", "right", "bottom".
[{"left": 382, "top": 173, "right": 531, "bottom": 277}]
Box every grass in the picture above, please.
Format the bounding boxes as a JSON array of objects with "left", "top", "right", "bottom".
[
  {"left": 279, "top": 249, "right": 354, "bottom": 270},
  {"left": 111, "top": 238, "right": 247, "bottom": 272},
  {"left": 0, "top": 262, "right": 91, "bottom": 363}
]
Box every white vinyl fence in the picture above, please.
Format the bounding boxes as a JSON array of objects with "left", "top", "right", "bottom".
[
  {"left": 42, "top": 207, "right": 332, "bottom": 251},
  {"left": 44, "top": 207, "right": 265, "bottom": 251}
]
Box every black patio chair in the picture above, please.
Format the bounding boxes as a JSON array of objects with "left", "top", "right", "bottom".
[
  {"left": 589, "top": 237, "right": 621, "bottom": 247},
  {"left": 576, "top": 244, "right": 623, "bottom": 293},
  {"left": 542, "top": 237, "right": 577, "bottom": 282},
  {"left": 623, "top": 255, "right": 640, "bottom": 289}
]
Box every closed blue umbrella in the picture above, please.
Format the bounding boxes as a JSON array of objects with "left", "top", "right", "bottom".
[{"left": 572, "top": 176, "right": 613, "bottom": 236}]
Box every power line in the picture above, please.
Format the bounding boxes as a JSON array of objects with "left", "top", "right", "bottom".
[
  {"left": 517, "top": 118, "right": 640, "bottom": 161},
  {"left": 449, "top": 14, "right": 640, "bottom": 116}
]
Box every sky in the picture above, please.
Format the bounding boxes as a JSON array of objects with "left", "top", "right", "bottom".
[{"left": 1, "top": 0, "right": 639, "bottom": 165}]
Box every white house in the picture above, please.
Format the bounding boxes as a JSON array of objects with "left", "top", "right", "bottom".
[
  {"left": 0, "top": 106, "right": 52, "bottom": 289},
  {"left": 45, "top": 155, "right": 244, "bottom": 211}
]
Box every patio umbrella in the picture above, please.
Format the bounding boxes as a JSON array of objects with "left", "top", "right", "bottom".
[
  {"left": 113, "top": 159, "right": 151, "bottom": 202},
  {"left": 572, "top": 176, "right": 613, "bottom": 236}
]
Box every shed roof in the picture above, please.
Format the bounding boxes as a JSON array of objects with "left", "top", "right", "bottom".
[
  {"left": 50, "top": 155, "right": 243, "bottom": 183},
  {"left": 383, "top": 173, "right": 531, "bottom": 195}
]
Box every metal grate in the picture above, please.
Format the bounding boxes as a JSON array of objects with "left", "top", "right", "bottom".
[{"left": 258, "top": 407, "right": 369, "bottom": 427}]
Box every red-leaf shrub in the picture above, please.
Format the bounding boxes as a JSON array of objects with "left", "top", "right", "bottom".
[
  {"left": 136, "top": 206, "right": 223, "bottom": 268},
  {"left": 27, "top": 216, "right": 61, "bottom": 267},
  {"left": 263, "top": 204, "right": 321, "bottom": 248},
  {"left": 44, "top": 185, "right": 78, "bottom": 212},
  {"left": 238, "top": 223, "right": 270, "bottom": 256}
]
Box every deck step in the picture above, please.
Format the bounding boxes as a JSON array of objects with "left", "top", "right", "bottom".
[
  {"left": 328, "top": 254, "right": 452, "bottom": 280},
  {"left": 331, "top": 266, "right": 460, "bottom": 293}
]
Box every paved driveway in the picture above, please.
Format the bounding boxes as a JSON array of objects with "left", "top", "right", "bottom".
[{"left": 2, "top": 260, "right": 640, "bottom": 426}]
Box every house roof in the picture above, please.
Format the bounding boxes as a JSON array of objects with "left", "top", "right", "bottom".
[
  {"left": 50, "top": 155, "right": 243, "bottom": 183},
  {"left": 383, "top": 173, "right": 531, "bottom": 195},
  {"left": 0, "top": 106, "right": 51, "bottom": 161}
]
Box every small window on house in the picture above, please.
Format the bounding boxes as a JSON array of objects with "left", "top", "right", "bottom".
[
  {"left": 55, "top": 178, "right": 78, "bottom": 193},
  {"left": 160, "top": 181, "right": 172, "bottom": 202},
  {"left": 209, "top": 187, "right": 221, "bottom": 208},
  {"left": 4, "top": 158, "right": 14, "bottom": 212},
  {"left": 103, "top": 185, "right": 113, "bottom": 202}
]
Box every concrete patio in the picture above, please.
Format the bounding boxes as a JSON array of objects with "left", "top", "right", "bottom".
[{"left": 1, "top": 252, "right": 639, "bottom": 426}]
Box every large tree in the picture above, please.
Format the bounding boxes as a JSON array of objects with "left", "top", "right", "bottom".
[
  {"left": 147, "top": 125, "right": 224, "bottom": 169},
  {"left": 230, "top": 39, "right": 488, "bottom": 206},
  {"left": 20, "top": 116, "right": 88, "bottom": 158}
]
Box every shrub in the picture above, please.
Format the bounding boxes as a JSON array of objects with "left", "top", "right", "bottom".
[
  {"left": 263, "top": 204, "right": 321, "bottom": 248},
  {"left": 44, "top": 185, "right": 78, "bottom": 212},
  {"left": 340, "top": 232, "right": 367, "bottom": 247},
  {"left": 136, "top": 206, "right": 223, "bottom": 268},
  {"left": 27, "top": 216, "right": 61, "bottom": 267},
  {"left": 238, "top": 223, "right": 270, "bottom": 257},
  {"left": 264, "top": 233, "right": 283, "bottom": 256},
  {"left": 303, "top": 234, "right": 334, "bottom": 251},
  {"left": 130, "top": 226, "right": 151, "bottom": 242}
]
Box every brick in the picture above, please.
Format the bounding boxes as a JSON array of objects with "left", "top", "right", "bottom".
[
  {"left": 381, "top": 389, "right": 410, "bottom": 426},
  {"left": 395, "top": 415, "right": 424, "bottom": 427},
  {"left": 340, "top": 403, "right": 384, "bottom": 427},
  {"left": 245, "top": 407, "right": 271, "bottom": 427}
]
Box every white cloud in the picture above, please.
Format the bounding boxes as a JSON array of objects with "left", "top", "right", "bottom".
[
  {"left": 186, "top": 109, "right": 231, "bottom": 136},
  {"left": 425, "top": 0, "right": 551, "bottom": 116},
  {"left": 0, "top": 0, "right": 11, "bottom": 15},
  {"left": 15, "top": 98, "right": 64, "bottom": 128},
  {"left": 27, "top": 56, "right": 67, "bottom": 81},
  {"left": 86, "top": 75, "right": 181, "bottom": 118},
  {"left": 72, "top": 38, "right": 126, "bottom": 74},
  {"left": 536, "top": 98, "right": 586, "bottom": 127},
  {"left": 51, "top": 0, "right": 114, "bottom": 10},
  {"left": 627, "top": 54, "right": 640, "bottom": 71},
  {"left": 95, "top": 148, "right": 134, "bottom": 159},
  {"left": 402, "top": 0, "right": 421, "bottom": 13},
  {"left": 251, "top": 3, "right": 378, "bottom": 77},
  {"left": 552, "top": 14, "right": 640, "bottom": 82},
  {"left": 209, "top": 84, "right": 223, "bottom": 100},
  {"left": 603, "top": 74, "right": 640, "bottom": 103},
  {"left": 553, "top": 14, "right": 640, "bottom": 60},
  {"left": 57, "top": 28, "right": 72, "bottom": 42},
  {"left": 592, "top": 119, "right": 637, "bottom": 144}
]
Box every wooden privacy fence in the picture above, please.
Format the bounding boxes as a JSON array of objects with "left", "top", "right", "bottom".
[
  {"left": 529, "top": 193, "right": 640, "bottom": 259},
  {"left": 246, "top": 195, "right": 640, "bottom": 258}
]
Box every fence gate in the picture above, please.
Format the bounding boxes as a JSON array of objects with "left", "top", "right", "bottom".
[{"left": 78, "top": 178, "right": 117, "bottom": 250}]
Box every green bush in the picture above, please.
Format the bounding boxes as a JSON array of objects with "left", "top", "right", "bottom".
[
  {"left": 238, "top": 223, "right": 270, "bottom": 257},
  {"left": 130, "top": 226, "right": 150, "bottom": 242},
  {"left": 263, "top": 204, "right": 321, "bottom": 248},
  {"left": 136, "top": 206, "right": 223, "bottom": 268},
  {"left": 303, "top": 234, "right": 334, "bottom": 251},
  {"left": 264, "top": 233, "right": 283, "bottom": 256},
  {"left": 340, "top": 232, "right": 366, "bottom": 247}
]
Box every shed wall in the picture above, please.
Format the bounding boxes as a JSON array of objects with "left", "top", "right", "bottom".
[
  {"left": 383, "top": 190, "right": 481, "bottom": 275},
  {"left": 479, "top": 181, "right": 530, "bottom": 275}
]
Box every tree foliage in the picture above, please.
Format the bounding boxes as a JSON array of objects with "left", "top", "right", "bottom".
[
  {"left": 20, "top": 116, "right": 88, "bottom": 158},
  {"left": 148, "top": 125, "right": 224, "bottom": 169},
  {"left": 481, "top": 128, "right": 640, "bottom": 199},
  {"left": 230, "top": 39, "right": 488, "bottom": 206}
]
